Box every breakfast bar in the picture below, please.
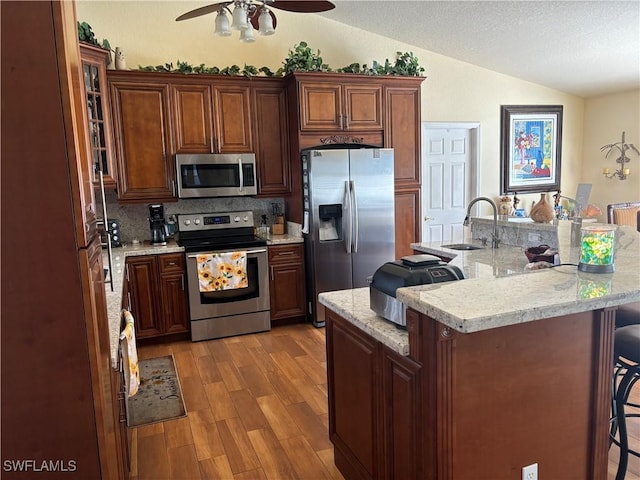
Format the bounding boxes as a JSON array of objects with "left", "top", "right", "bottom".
[{"left": 319, "top": 223, "right": 639, "bottom": 479}]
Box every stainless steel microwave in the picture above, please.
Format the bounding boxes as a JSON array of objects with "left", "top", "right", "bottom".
[{"left": 175, "top": 153, "right": 257, "bottom": 198}]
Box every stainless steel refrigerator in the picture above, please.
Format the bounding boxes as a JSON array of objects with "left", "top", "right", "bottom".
[{"left": 301, "top": 147, "right": 395, "bottom": 327}]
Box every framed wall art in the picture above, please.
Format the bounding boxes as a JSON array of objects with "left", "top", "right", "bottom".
[{"left": 500, "top": 105, "right": 563, "bottom": 193}]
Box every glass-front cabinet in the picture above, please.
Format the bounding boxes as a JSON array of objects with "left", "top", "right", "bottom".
[{"left": 80, "top": 43, "right": 117, "bottom": 189}]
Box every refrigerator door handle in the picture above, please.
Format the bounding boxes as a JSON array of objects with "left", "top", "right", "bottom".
[
  {"left": 351, "top": 180, "right": 359, "bottom": 253},
  {"left": 344, "top": 180, "right": 352, "bottom": 253}
]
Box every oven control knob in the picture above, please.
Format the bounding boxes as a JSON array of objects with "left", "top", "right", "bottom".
[
  {"left": 234, "top": 216, "right": 240, "bottom": 222},
  {"left": 194, "top": 219, "right": 201, "bottom": 225},
  {"left": 184, "top": 219, "right": 191, "bottom": 226},
  {"left": 243, "top": 216, "right": 249, "bottom": 222}
]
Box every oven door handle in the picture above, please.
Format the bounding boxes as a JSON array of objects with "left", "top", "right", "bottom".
[{"left": 187, "top": 248, "right": 266, "bottom": 258}]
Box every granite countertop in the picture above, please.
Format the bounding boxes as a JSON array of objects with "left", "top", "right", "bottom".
[
  {"left": 319, "top": 222, "right": 640, "bottom": 356},
  {"left": 103, "top": 241, "right": 184, "bottom": 369},
  {"left": 259, "top": 233, "right": 304, "bottom": 245}
]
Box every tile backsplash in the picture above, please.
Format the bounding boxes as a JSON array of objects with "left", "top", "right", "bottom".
[{"left": 100, "top": 192, "right": 286, "bottom": 244}]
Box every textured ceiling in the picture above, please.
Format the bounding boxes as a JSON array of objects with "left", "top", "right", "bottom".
[{"left": 319, "top": 0, "right": 640, "bottom": 98}]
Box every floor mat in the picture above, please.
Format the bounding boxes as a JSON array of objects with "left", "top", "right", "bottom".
[{"left": 126, "top": 354, "right": 187, "bottom": 427}]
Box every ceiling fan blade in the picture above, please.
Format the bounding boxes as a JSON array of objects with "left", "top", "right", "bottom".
[
  {"left": 268, "top": 0, "right": 335, "bottom": 13},
  {"left": 250, "top": 8, "right": 278, "bottom": 31},
  {"left": 176, "top": 1, "right": 233, "bottom": 21}
]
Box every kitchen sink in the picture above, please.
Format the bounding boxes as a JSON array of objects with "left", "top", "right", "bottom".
[{"left": 440, "top": 243, "right": 484, "bottom": 251}]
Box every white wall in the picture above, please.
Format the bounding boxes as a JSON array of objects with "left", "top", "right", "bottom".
[{"left": 77, "top": 1, "right": 633, "bottom": 221}]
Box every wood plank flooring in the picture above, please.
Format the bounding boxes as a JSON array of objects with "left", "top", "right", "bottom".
[
  {"left": 130, "top": 323, "right": 344, "bottom": 480},
  {"left": 129, "top": 323, "right": 639, "bottom": 479}
]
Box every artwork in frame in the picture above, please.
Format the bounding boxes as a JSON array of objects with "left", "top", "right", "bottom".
[{"left": 500, "top": 105, "right": 563, "bottom": 193}]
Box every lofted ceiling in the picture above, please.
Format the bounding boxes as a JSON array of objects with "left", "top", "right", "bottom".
[{"left": 319, "top": 0, "right": 640, "bottom": 98}]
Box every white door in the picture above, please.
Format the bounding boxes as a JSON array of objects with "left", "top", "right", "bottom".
[{"left": 421, "top": 124, "right": 478, "bottom": 243}]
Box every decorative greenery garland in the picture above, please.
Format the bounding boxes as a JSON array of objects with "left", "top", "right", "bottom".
[
  {"left": 138, "top": 42, "right": 425, "bottom": 77},
  {"left": 78, "top": 22, "right": 425, "bottom": 78}
]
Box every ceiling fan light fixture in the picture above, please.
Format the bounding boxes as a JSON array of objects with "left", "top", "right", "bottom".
[
  {"left": 258, "top": 7, "right": 275, "bottom": 35},
  {"left": 240, "top": 22, "right": 255, "bottom": 42},
  {"left": 214, "top": 9, "right": 231, "bottom": 36},
  {"left": 231, "top": 2, "right": 249, "bottom": 30}
]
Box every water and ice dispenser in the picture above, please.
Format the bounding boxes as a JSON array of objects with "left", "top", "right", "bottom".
[{"left": 318, "top": 204, "right": 342, "bottom": 242}]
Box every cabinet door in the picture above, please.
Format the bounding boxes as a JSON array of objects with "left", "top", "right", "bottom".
[
  {"left": 343, "top": 84, "right": 383, "bottom": 130},
  {"left": 172, "top": 83, "right": 213, "bottom": 153},
  {"left": 394, "top": 187, "right": 421, "bottom": 259},
  {"left": 158, "top": 253, "right": 189, "bottom": 334},
  {"left": 384, "top": 86, "right": 421, "bottom": 186},
  {"left": 253, "top": 85, "right": 291, "bottom": 196},
  {"left": 213, "top": 84, "right": 252, "bottom": 153},
  {"left": 125, "top": 256, "right": 162, "bottom": 338},
  {"left": 382, "top": 347, "right": 422, "bottom": 480},
  {"left": 299, "top": 82, "right": 342, "bottom": 131},
  {"left": 110, "top": 80, "right": 175, "bottom": 202},
  {"left": 84, "top": 238, "right": 121, "bottom": 480},
  {"left": 80, "top": 43, "right": 117, "bottom": 190},
  {"left": 327, "top": 310, "right": 380, "bottom": 480},
  {"left": 268, "top": 244, "right": 306, "bottom": 321},
  {"left": 160, "top": 272, "right": 189, "bottom": 334}
]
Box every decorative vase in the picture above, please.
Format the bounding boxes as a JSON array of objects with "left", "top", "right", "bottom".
[{"left": 530, "top": 193, "right": 554, "bottom": 223}]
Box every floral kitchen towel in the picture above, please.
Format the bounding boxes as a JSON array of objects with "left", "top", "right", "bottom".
[
  {"left": 197, "top": 251, "right": 248, "bottom": 292},
  {"left": 120, "top": 310, "right": 140, "bottom": 397}
]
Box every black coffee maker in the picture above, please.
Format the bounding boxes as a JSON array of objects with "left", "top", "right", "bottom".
[{"left": 148, "top": 204, "right": 167, "bottom": 246}]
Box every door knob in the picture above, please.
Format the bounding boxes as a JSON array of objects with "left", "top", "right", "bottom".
[{"left": 424, "top": 216, "right": 435, "bottom": 221}]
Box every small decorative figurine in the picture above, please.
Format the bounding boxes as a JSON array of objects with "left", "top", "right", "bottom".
[
  {"left": 498, "top": 195, "right": 513, "bottom": 216},
  {"left": 115, "top": 47, "right": 127, "bottom": 70}
]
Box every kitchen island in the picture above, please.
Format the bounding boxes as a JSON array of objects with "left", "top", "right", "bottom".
[{"left": 319, "top": 222, "right": 639, "bottom": 480}]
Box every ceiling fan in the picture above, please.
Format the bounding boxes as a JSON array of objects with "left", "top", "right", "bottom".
[{"left": 176, "top": 0, "right": 336, "bottom": 41}]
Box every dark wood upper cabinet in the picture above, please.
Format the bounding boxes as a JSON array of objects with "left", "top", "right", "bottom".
[
  {"left": 298, "top": 79, "right": 382, "bottom": 131},
  {"left": 109, "top": 74, "right": 175, "bottom": 203},
  {"left": 79, "top": 43, "right": 117, "bottom": 190},
  {"left": 213, "top": 84, "right": 253, "bottom": 153},
  {"left": 171, "top": 82, "right": 213, "bottom": 154},
  {"left": 384, "top": 85, "right": 422, "bottom": 186},
  {"left": 252, "top": 81, "right": 291, "bottom": 196}
]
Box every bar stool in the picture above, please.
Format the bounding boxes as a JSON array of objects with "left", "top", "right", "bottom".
[
  {"left": 616, "top": 302, "right": 640, "bottom": 329},
  {"left": 610, "top": 324, "right": 640, "bottom": 480}
]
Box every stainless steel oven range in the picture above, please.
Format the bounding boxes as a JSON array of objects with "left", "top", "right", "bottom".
[{"left": 177, "top": 211, "right": 270, "bottom": 341}]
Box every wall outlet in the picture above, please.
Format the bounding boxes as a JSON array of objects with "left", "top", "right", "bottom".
[
  {"left": 528, "top": 232, "right": 543, "bottom": 242},
  {"left": 522, "top": 463, "right": 538, "bottom": 480}
]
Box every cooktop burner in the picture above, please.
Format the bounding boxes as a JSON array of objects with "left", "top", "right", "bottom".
[{"left": 176, "top": 211, "right": 266, "bottom": 252}]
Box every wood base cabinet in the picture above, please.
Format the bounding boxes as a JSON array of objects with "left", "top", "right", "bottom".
[
  {"left": 326, "top": 305, "right": 615, "bottom": 480},
  {"left": 326, "top": 309, "right": 422, "bottom": 480},
  {"left": 125, "top": 253, "right": 189, "bottom": 339},
  {"left": 268, "top": 244, "right": 306, "bottom": 323}
]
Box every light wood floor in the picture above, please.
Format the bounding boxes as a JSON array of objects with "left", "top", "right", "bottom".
[{"left": 129, "top": 323, "right": 639, "bottom": 479}]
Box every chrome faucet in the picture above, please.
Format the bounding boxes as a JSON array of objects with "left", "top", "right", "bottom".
[{"left": 463, "top": 196, "right": 500, "bottom": 248}]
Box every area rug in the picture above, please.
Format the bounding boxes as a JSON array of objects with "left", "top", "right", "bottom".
[{"left": 127, "top": 354, "right": 187, "bottom": 427}]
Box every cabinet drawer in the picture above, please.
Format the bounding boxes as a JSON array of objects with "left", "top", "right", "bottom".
[
  {"left": 268, "top": 244, "right": 303, "bottom": 264},
  {"left": 158, "top": 253, "right": 184, "bottom": 273}
]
